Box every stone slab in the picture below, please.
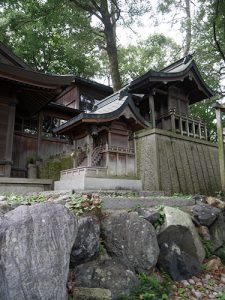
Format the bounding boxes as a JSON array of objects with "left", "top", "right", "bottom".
[
  {"left": 0, "top": 178, "right": 53, "bottom": 194},
  {"left": 102, "top": 197, "right": 195, "bottom": 210},
  {"left": 55, "top": 176, "right": 142, "bottom": 191}
]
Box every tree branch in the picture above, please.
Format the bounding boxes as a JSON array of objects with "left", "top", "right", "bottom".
[{"left": 213, "top": 0, "right": 225, "bottom": 62}]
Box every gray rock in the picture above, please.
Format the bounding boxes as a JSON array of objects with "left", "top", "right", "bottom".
[
  {"left": 73, "top": 287, "right": 112, "bottom": 300},
  {"left": 197, "top": 226, "right": 211, "bottom": 240},
  {"left": 74, "top": 258, "right": 139, "bottom": 299},
  {"left": 136, "top": 207, "right": 160, "bottom": 224},
  {"left": 71, "top": 216, "right": 100, "bottom": 266},
  {"left": 214, "top": 245, "right": 225, "bottom": 263},
  {"left": 192, "top": 204, "right": 221, "bottom": 226},
  {"left": 0, "top": 195, "right": 6, "bottom": 202},
  {"left": 0, "top": 203, "right": 77, "bottom": 300},
  {"left": 101, "top": 212, "right": 159, "bottom": 272},
  {"left": 157, "top": 242, "right": 201, "bottom": 281},
  {"left": 0, "top": 201, "right": 11, "bottom": 214},
  {"left": 209, "top": 212, "right": 225, "bottom": 250},
  {"left": 158, "top": 207, "right": 205, "bottom": 263}
]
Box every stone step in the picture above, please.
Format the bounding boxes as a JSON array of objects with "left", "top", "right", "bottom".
[{"left": 101, "top": 196, "right": 195, "bottom": 210}]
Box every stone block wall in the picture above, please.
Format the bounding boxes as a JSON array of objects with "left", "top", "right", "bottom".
[{"left": 135, "top": 128, "right": 221, "bottom": 195}]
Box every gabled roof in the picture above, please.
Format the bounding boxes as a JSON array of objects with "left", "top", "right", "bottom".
[
  {"left": 0, "top": 42, "right": 32, "bottom": 70},
  {"left": 129, "top": 55, "right": 214, "bottom": 103},
  {"left": 54, "top": 88, "right": 150, "bottom": 134}
]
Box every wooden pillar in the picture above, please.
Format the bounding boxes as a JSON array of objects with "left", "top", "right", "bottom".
[
  {"left": 171, "top": 113, "right": 176, "bottom": 132},
  {"left": 5, "top": 97, "right": 17, "bottom": 176},
  {"left": 87, "top": 134, "right": 93, "bottom": 167},
  {"left": 216, "top": 107, "right": 225, "bottom": 191},
  {"left": 149, "top": 93, "right": 156, "bottom": 128},
  {"left": 198, "top": 123, "right": 202, "bottom": 139},
  {"left": 37, "top": 112, "right": 43, "bottom": 158},
  {"left": 73, "top": 139, "right": 77, "bottom": 168},
  {"left": 105, "top": 143, "right": 109, "bottom": 175},
  {"left": 116, "top": 153, "right": 119, "bottom": 176}
]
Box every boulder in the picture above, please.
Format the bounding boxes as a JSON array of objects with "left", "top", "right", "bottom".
[
  {"left": 0, "top": 201, "right": 11, "bottom": 214},
  {"left": 157, "top": 242, "right": 201, "bottom": 281},
  {"left": 204, "top": 256, "right": 224, "bottom": 271},
  {"left": 192, "top": 194, "right": 207, "bottom": 204},
  {"left": 197, "top": 226, "right": 211, "bottom": 241},
  {"left": 192, "top": 204, "right": 220, "bottom": 226},
  {"left": 0, "top": 203, "right": 77, "bottom": 300},
  {"left": 135, "top": 207, "right": 160, "bottom": 224},
  {"left": 206, "top": 197, "right": 225, "bottom": 210},
  {"left": 0, "top": 195, "right": 6, "bottom": 201},
  {"left": 73, "top": 287, "right": 112, "bottom": 300},
  {"left": 70, "top": 216, "right": 100, "bottom": 266},
  {"left": 158, "top": 207, "right": 205, "bottom": 262},
  {"left": 214, "top": 245, "right": 225, "bottom": 264},
  {"left": 101, "top": 211, "right": 159, "bottom": 272},
  {"left": 209, "top": 212, "right": 225, "bottom": 250},
  {"left": 74, "top": 258, "right": 139, "bottom": 299}
]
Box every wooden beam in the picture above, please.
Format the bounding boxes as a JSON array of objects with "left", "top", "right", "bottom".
[{"left": 149, "top": 93, "right": 156, "bottom": 128}]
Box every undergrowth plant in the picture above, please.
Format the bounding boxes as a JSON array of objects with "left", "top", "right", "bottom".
[
  {"left": 154, "top": 205, "right": 165, "bottom": 229},
  {"left": 201, "top": 238, "right": 214, "bottom": 259},
  {"left": 117, "top": 273, "right": 171, "bottom": 300},
  {"left": 66, "top": 193, "right": 102, "bottom": 216},
  {"left": 5, "top": 193, "right": 45, "bottom": 205}
]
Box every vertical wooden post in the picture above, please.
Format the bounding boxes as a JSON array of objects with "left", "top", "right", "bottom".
[
  {"left": 186, "top": 118, "right": 189, "bottom": 137},
  {"left": 105, "top": 142, "right": 109, "bottom": 175},
  {"left": 73, "top": 139, "right": 77, "bottom": 168},
  {"left": 149, "top": 93, "right": 156, "bottom": 128},
  {"left": 5, "top": 97, "right": 17, "bottom": 176},
  {"left": 179, "top": 117, "right": 183, "bottom": 135},
  {"left": 37, "top": 112, "right": 43, "bottom": 158},
  {"left": 216, "top": 107, "right": 225, "bottom": 191},
  {"left": 198, "top": 123, "right": 202, "bottom": 139},
  {"left": 171, "top": 113, "right": 176, "bottom": 132},
  {"left": 87, "top": 134, "right": 92, "bottom": 167}
]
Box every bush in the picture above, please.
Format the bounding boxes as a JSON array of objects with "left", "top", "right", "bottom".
[{"left": 117, "top": 273, "right": 171, "bottom": 300}]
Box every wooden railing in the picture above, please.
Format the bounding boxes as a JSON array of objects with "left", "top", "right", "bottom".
[
  {"left": 102, "top": 144, "right": 135, "bottom": 154},
  {"left": 157, "top": 109, "right": 208, "bottom": 140},
  {"left": 60, "top": 166, "right": 108, "bottom": 178}
]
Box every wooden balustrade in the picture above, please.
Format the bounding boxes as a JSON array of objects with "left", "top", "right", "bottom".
[{"left": 157, "top": 109, "right": 208, "bottom": 140}]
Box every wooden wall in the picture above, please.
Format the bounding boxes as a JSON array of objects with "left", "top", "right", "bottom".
[
  {"left": 135, "top": 128, "right": 221, "bottom": 195},
  {"left": 0, "top": 102, "right": 9, "bottom": 160},
  {"left": 12, "top": 133, "right": 72, "bottom": 170}
]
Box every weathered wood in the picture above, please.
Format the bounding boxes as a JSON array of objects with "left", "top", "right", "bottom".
[{"left": 148, "top": 93, "right": 155, "bottom": 128}]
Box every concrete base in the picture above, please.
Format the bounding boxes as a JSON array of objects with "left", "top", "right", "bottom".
[
  {"left": 0, "top": 178, "right": 53, "bottom": 194},
  {"left": 54, "top": 175, "right": 142, "bottom": 191}
]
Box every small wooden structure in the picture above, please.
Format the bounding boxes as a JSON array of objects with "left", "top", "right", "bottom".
[{"left": 54, "top": 55, "right": 217, "bottom": 192}]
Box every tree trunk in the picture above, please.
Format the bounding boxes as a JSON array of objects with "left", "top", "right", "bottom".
[
  {"left": 183, "top": 0, "right": 192, "bottom": 56},
  {"left": 104, "top": 26, "right": 122, "bottom": 91}
]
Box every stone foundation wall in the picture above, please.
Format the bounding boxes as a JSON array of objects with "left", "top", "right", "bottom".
[{"left": 135, "top": 128, "right": 221, "bottom": 195}]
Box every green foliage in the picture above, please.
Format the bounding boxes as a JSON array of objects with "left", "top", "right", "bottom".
[
  {"left": 117, "top": 273, "right": 171, "bottom": 300},
  {"left": 201, "top": 238, "right": 214, "bottom": 259},
  {"left": 118, "top": 33, "right": 180, "bottom": 84},
  {"left": 154, "top": 205, "right": 165, "bottom": 229},
  {"left": 38, "top": 155, "right": 73, "bottom": 181},
  {"left": 66, "top": 193, "right": 102, "bottom": 216},
  {"left": 0, "top": 0, "right": 101, "bottom": 77},
  {"left": 217, "top": 292, "right": 225, "bottom": 300},
  {"left": 5, "top": 193, "right": 45, "bottom": 205}
]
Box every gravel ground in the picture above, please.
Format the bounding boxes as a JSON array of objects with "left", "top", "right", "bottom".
[{"left": 170, "top": 257, "right": 225, "bottom": 300}]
